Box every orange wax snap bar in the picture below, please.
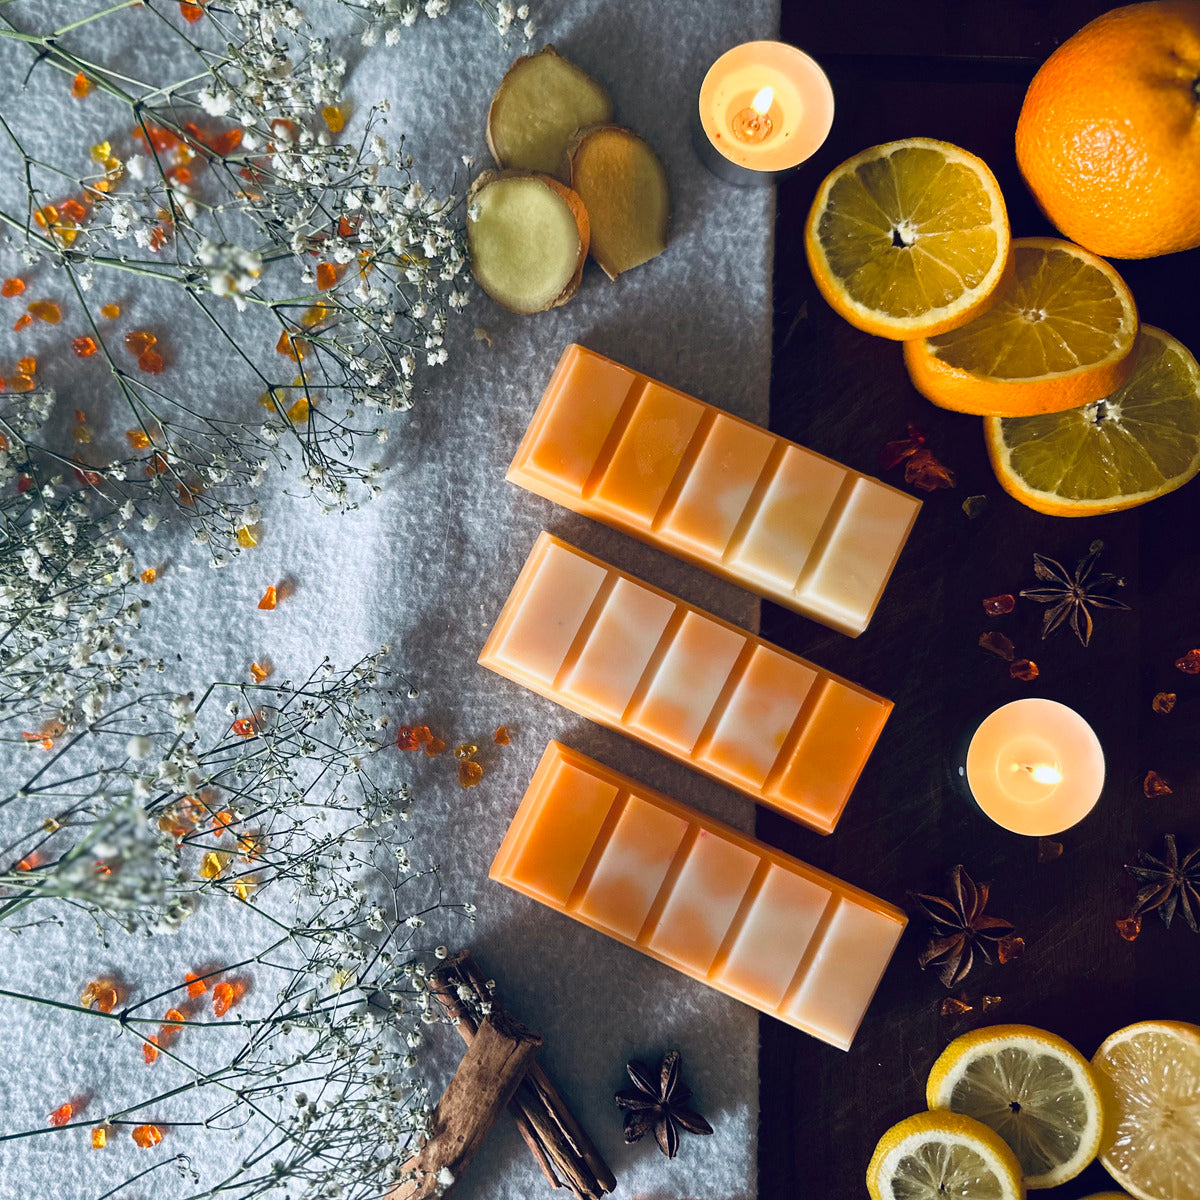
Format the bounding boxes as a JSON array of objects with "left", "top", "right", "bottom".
[
  {"left": 479, "top": 533, "right": 892, "bottom": 834},
  {"left": 491, "top": 742, "right": 907, "bottom": 1051},
  {"left": 507, "top": 344, "right": 922, "bottom": 637}
]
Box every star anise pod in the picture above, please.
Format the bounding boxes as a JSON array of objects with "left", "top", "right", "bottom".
[
  {"left": 615, "top": 1050, "right": 713, "bottom": 1158},
  {"left": 910, "top": 864, "right": 1016, "bottom": 988},
  {"left": 1019, "top": 540, "right": 1130, "bottom": 646},
  {"left": 1126, "top": 834, "right": 1200, "bottom": 931}
]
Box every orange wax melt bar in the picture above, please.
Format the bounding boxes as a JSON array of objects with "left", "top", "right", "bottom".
[
  {"left": 479, "top": 533, "right": 891, "bottom": 833},
  {"left": 507, "top": 344, "right": 921, "bottom": 637},
  {"left": 492, "top": 742, "right": 907, "bottom": 1050}
]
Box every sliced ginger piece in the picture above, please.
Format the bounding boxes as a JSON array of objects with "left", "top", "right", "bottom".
[
  {"left": 466, "top": 170, "right": 589, "bottom": 314},
  {"left": 487, "top": 47, "right": 612, "bottom": 180},
  {"left": 568, "top": 126, "right": 670, "bottom": 281}
]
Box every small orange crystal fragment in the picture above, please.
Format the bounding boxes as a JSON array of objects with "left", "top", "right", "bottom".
[
  {"left": 61, "top": 199, "right": 87, "bottom": 223},
  {"left": 238, "top": 833, "right": 263, "bottom": 861},
  {"left": 1152, "top": 692, "right": 1177, "bottom": 715},
  {"left": 980, "top": 995, "right": 1002, "bottom": 1014},
  {"left": 424, "top": 736, "right": 447, "bottom": 757},
  {"left": 212, "top": 981, "right": 237, "bottom": 1016},
  {"left": 1175, "top": 649, "right": 1200, "bottom": 674},
  {"left": 28, "top": 300, "right": 61, "bottom": 324},
  {"left": 213, "top": 810, "right": 236, "bottom": 836},
  {"left": 236, "top": 525, "right": 259, "bottom": 548},
  {"left": 316, "top": 262, "right": 341, "bottom": 291},
  {"left": 9, "top": 373, "right": 34, "bottom": 393},
  {"left": 321, "top": 105, "right": 346, "bottom": 133},
  {"left": 301, "top": 303, "right": 331, "bottom": 328},
  {"left": 162, "top": 1009, "right": 185, "bottom": 1029},
  {"left": 199, "top": 850, "right": 229, "bottom": 878},
  {"left": 126, "top": 429, "right": 152, "bottom": 449},
  {"left": 275, "top": 330, "right": 307, "bottom": 361},
  {"left": 458, "top": 760, "right": 484, "bottom": 789},
  {"left": 939, "top": 996, "right": 972, "bottom": 1018},
  {"left": 1116, "top": 914, "right": 1142, "bottom": 942},
  {"left": 138, "top": 349, "right": 164, "bottom": 374},
  {"left": 91, "top": 1127, "right": 107, "bottom": 1149},
  {"left": 82, "top": 979, "right": 118, "bottom": 1013},
  {"left": 143, "top": 1036, "right": 160, "bottom": 1064},
  {"left": 286, "top": 395, "right": 310, "bottom": 423},
  {"left": 19, "top": 357, "right": 37, "bottom": 374},
  {"left": 1010, "top": 659, "right": 1039, "bottom": 681},
  {"left": 396, "top": 726, "right": 420, "bottom": 750},
  {"left": 997, "top": 935, "right": 1025, "bottom": 964},
  {"left": 72, "top": 336, "right": 98, "bottom": 358},
  {"left": 249, "top": 661, "right": 270, "bottom": 683},
  {"left": 493, "top": 725, "right": 510, "bottom": 745},
  {"left": 140, "top": 568, "right": 157, "bottom": 584},
  {"left": 1143, "top": 770, "right": 1173, "bottom": 798},
  {"left": 13, "top": 313, "right": 32, "bottom": 331},
  {"left": 71, "top": 72, "right": 91, "bottom": 98},
  {"left": 1, "top": 278, "right": 24, "bottom": 298},
  {"left": 100, "top": 303, "right": 120, "bottom": 319},
  {"left": 983, "top": 594, "right": 1015, "bottom": 616},
  {"left": 185, "top": 972, "right": 206, "bottom": 998},
  {"left": 258, "top": 585, "right": 277, "bottom": 610},
  {"left": 231, "top": 718, "right": 255, "bottom": 739},
  {"left": 131, "top": 1124, "right": 162, "bottom": 1148},
  {"left": 454, "top": 743, "right": 478, "bottom": 761},
  {"left": 124, "top": 330, "right": 156, "bottom": 355},
  {"left": 48, "top": 1103, "right": 73, "bottom": 1127}
]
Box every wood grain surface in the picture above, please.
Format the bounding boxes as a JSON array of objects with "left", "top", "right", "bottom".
[{"left": 760, "top": 3, "right": 1200, "bottom": 1196}]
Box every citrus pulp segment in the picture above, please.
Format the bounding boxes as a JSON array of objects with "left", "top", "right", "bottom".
[
  {"left": 804, "top": 138, "right": 1010, "bottom": 340},
  {"left": 926, "top": 1024, "right": 1104, "bottom": 1189},
  {"left": 866, "top": 1110, "right": 1025, "bottom": 1200},
  {"left": 985, "top": 326, "right": 1200, "bottom": 516},
  {"left": 903, "top": 238, "right": 1138, "bottom": 415},
  {"left": 1092, "top": 1020, "right": 1200, "bottom": 1200}
]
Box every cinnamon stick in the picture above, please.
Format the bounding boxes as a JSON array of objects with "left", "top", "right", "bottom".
[
  {"left": 389, "top": 1009, "right": 542, "bottom": 1200},
  {"left": 429, "top": 952, "right": 616, "bottom": 1199}
]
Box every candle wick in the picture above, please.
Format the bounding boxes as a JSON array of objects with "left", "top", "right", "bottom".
[
  {"left": 731, "top": 85, "right": 775, "bottom": 145},
  {"left": 1019, "top": 762, "right": 1063, "bottom": 785}
]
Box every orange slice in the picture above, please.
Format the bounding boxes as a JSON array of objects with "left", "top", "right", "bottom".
[
  {"left": 904, "top": 238, "right": 1138, "bottom": 415},
  {"left": 805, "top": 138, "right": 1010, "bottom": 340},
  {"left": 986, "top": 326, "right": 1200, "bottom": 516}
]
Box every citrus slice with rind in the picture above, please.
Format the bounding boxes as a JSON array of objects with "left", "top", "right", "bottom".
[
  {"left": 805, "top": 138, "right": 1011, "bottom": 340},
  {"left": 866, "top": 1110, "right": 1025, "bottom": 1200},
  {"left": 904, "top": 237, "right": 1139, "bottom": 415},
  {"left": 985, "top": 325, "right": 1200, "bottom": 516},
  {"left": 926, "top": 1024, "right": 1104, "bottom": 1189},
  {"left": 1092, "top": 1020, "right": 1200, "bottom": 1200}
]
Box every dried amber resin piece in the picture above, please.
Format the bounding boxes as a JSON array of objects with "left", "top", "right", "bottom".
[
  {"left": 980, "top": 995, "right": 1002, "bottom": 1014},
  {"left": 81, "top": 979, "right": 118, "bottom": 1013},
  {"left": 138, "top": 349, "right": 164, "bottom": 374},
  {"left": 458, "top": 760, "right": 484, "bottom": 789},
  {"left": 72, "top": 336, "right": 98, "bottom": 358},
  {"left": 131, "top": 1124, "right": 163, "bottom": 1148},
  {"left": 979, "top": 632, "right": 1015, "bottom": 661},
  {"left": 997, "top": 934, "right": 1025, "bottom": 964},
  {"left": 71, "top": 71, "right": 90, "bottom": 98},
  {"left": 124, "top": 329, "right": 157, "bottom": 355},
  {"left": 12, "top": 313, "right": 32, "bottom": 331},
  {"left": 493, "top": 725, "right": 510, "bottom": 745},
  {"left": 1143, "top": 770, "right": 1173, "bottom": 798},
  {"left": 258, "top": 585, "right": 278, "bottom": 610},
  {"left": 20, "top": 357, "right": 38, "bottom": 376},
  {"left": 939, "top": 996, "right": 972, "bottom": 1018},
  {"left": 184, "top": 972, "right": 206, "bottom": 998},
  {"left": 316, "top": 261, "right": 341, "bottom": 290},
  {"left": 1010, "top": 659, "right": 1039, "bottom": 681},
  {"left": 236, "top": 525, "right": 259, "bottom": 548},
  {"left": 28, "top": 300, "right": 61, "bottom": 324},
  {"left": 982, "top": 594, "right": 1014, "bottom": 616},
  {"left": 1152, "top": 691, "right": 1177, "bottom": 714},
  {"left": 1, "top": 278, "right": 25, "bottom": 298},
  {"left": 1037, "top": 838, "right": 1063, "bottom": 863},
  {"left": 140, "top": 568, "right": 157, "bottom": 584},
  {"left": 199, "top": 851, "right": 230, "bottom": 878},
  {"left": 1116, "top": 914, "right": 1142, "bottom": 942},
  {"left": 424, "top": 735, "right": 447, "bottom": 757},
  {"left": 48, "top": 1102, "right": 73, "bottom": 1127},
  {"left": 454, "top": 743, "right": 478, "bottom": 761},
  {"left": 91, "top": 1127, "right": 108, "bottom": 1149},
  {"left": 142, "top": 1035, "right": 160, "bottom": 1064},
  {"left": 212, "top": 981, "right": 237, "bottom": 1016},
  {"left": 321, "top": 105, "right": 345, "bottom": 133},
  {"left": 249, "top": 661, "right": 270, "bottom": 683},
  {"left": 396, "top": 726, "right": 420, "bottom": 751},
  {"left": 100, "top": 302, "right": 120, "bottom": 319},
  {"left": 1175, "top": 649, "right": 1200, "bottom": 674}
]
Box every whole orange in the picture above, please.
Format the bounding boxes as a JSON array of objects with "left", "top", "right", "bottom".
[{"left": 1016, "top": 1, "right": 1200, "bottom": 259}]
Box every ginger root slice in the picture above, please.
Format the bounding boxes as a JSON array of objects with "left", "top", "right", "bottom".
[
  {"left": 568, "top": 126, "right": 670, "bottom": 281},
  {"left": 487, "top": 46, "right": 613, "bottom": 181},
  {"left": 466, "top": 170, "right": 589, "bottom": 315}
]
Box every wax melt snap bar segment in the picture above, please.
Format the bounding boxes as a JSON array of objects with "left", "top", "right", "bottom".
[
  {"left": 479, "top": 533, "right": 892, "bottom": 834},
  {"left": 506, "top": 343, "right": 922, "bottom": 637},
  {"left": 491, "top": 742, "right": 907, "bottom": 1050}
]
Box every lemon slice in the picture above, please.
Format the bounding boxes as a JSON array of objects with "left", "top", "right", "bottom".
[
  {"left": 986, "top": 326, "right": 1200, "bottom": 516},
  {"left": 926, "top": 1024, "right": 1104, "bottom": 1189},
  {"left": 805, "top": 138, "right": 1010, "bottom": 340},
  {"left": 1092, "top": 1020, "right": 1200, "bottom": 1200},
  {"left": 867, "top": 1110, "right": 1025, "bottom": 1200},
  {"left": 904, "top": 238, "right": 1139, "bottom": 415}
]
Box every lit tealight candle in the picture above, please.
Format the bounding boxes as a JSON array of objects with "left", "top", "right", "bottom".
[
  {"left": 962, "top": 699, "right": 1104, "bottom": 836},
  {"left": 695, "top": 41, "right": 834, "bottom": 186}
]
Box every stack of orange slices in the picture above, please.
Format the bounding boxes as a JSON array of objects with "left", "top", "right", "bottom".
[{"left": 805, "top": 138, "right": 1200, "bottom": 516}]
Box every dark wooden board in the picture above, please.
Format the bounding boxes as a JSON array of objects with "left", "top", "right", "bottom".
[{"left": 760, "top": 4, "right": 1200, "bottom": 1197}]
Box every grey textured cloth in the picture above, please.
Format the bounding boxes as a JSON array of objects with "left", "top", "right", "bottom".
[{"left": 0, "top": 1, "right": 776, "bottom": 1196}]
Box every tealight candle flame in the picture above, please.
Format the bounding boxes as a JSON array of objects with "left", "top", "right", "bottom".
[
  {"left": 751, "top": 86, "right": 774, "bottom": 116},
  {"left": 1020, "top": 762, "right": 1063, "bottom": 785},
  {"left": 731, "top": 85, "right": 775, "bottom": 144}
]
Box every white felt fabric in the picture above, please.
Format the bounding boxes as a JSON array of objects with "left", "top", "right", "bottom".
[{"left": 0, "top": 1, "right": 776, "bottom": 1196}]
